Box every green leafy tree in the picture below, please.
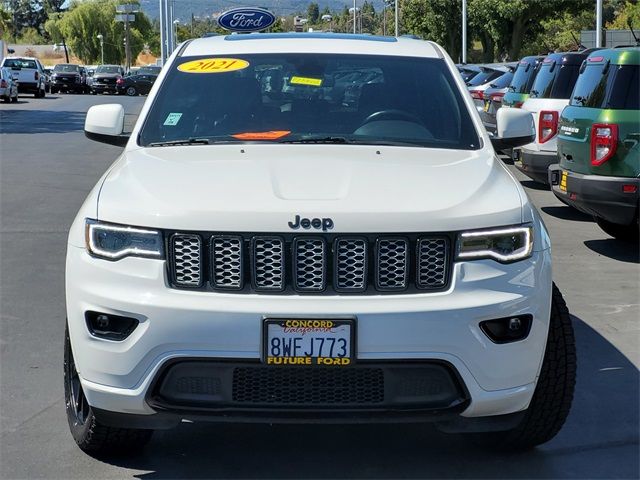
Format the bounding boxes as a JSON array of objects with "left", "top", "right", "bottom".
[
  {"left": 403, "top": 0, "right": 461, "bottom": 60},
  {"left": 607, "top": 0, "right": 640, "bottom": 29},
  {"left": 307, "top": 2, "right": 319, "bottom": 24}
]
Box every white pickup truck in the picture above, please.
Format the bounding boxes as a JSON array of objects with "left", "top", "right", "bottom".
[
  {"left": 0, "top": 56, "right": 47, "bottom": 98},
  {"left": 65, "top": 33, "right": 576, "bottom": 455}
]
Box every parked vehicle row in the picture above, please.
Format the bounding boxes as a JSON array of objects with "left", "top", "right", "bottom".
[
  {"left": 460, "top": 46, "right": 639, "bottom": 243},
  {"left": 0, "top": 56, "right": 161, "bottom": 100}
]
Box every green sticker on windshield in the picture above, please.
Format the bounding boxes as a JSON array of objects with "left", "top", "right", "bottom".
[{"left": 163, "top": 113, "right": 182, "bottom": 126}]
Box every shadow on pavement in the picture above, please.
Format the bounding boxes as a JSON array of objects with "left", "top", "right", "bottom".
[
  {"left": 541, "top": 206, "right": 593, "bottom": 223},
  {"left": 584, "top": 239, "right": 640, "bottom": 264},
  {"left": 0, "top": 110, "right": 85, "bottom": 134},
  {"left": 520, "top": 180, "right": 550, "bottom": 191},
  {"left": 93, "top": 316, "right": 639, "bottom": 479}
]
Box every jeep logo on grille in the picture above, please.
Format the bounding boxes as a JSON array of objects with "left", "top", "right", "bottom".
[{"left": 288, "top": 215, "right": 334, "bottom": 231}]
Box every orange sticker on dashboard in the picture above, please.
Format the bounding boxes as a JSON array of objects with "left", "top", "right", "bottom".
[
  {"left": 177, "top": 58, "right": 249, "bottom": 73},
  {"left": 232, "top": 130, "right": 291, "bottom": 140}
]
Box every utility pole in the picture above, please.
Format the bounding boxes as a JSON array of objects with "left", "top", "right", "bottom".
[
  {"left": 462, "top": 0, "right": 467, "bottom": 63},
  {"left": 125, "top": 14, "right": 131, "bottom": 72},
  {"left": 97, "top": 34, "right": 104, "bottom": 64},
  {"left": 596, "top": 0, "right": 603, "bottom": 47},
  {"left": 383, "top": 2, "right": 386, "bottom": 36}
]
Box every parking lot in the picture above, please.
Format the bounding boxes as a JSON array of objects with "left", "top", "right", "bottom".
[{"left": 0, "top": 93, "right": 638, "bottom": 479}]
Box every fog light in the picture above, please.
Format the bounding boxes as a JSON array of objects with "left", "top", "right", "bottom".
[
  {"left": 85, "top": 311, "right": 138, "bottom": 341},
  {"left": 480, "top": 315, "right": 532, "bottom": 344}
]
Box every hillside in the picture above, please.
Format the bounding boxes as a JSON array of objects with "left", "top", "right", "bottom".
[{"left": 138, "top": 0, "right": 384, "bottom": 19}]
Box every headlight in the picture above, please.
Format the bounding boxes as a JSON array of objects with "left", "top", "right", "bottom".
[
  {"left": 85, "top": 219, "right": 163, "bottom": 260},
  {"left": 457, "top": 225, "right": 533, "bottom": 263}
]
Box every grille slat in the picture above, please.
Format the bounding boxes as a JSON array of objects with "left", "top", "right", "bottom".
[
  {"left": 376, "top": 238, "right": 409, "bottom": 290},
  {"left": 293, "top": 238, "right": 326, "bottom": 291},
  {"left": 253, "top": 237, "right": 285, "bottom": 291},
  {"left": 211, "top": 236, "right": 243, "bottom": 289},
  {"left": 170, "top": 234, "right": 450, "bottom": 294},
  {"left": 171, "top": 234, "right": 202, "bottom": 287}
]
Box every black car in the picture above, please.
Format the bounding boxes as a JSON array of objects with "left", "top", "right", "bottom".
[
  {"left": 116, "top": 74, "right": 158, "bottom": 96},
  {"left": 50, "top": 64, "right": 84, "bottom": 94},
  {"left": 91, "top": 64, "right": 125, "bottom": 95}
]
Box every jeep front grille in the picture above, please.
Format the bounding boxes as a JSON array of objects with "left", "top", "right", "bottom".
[{"left": 169, "top": 233, "right": 451, "bottom": 294}]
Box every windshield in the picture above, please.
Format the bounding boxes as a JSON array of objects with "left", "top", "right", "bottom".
[
  {"left": 139, "top": 54, "right": 480, "bottom": 150},
  {"left": 571, "top": 64, "right": 639, "bottom": 109},
  {"left": 509, "top": 62, "right": 537, "bottom": 93},
  {"left": 139, "top": 66, "right": 162, "bottom": 75},
  {"left": 4, "top": 58, "right": 37, "bottom": 69},
  {"left": 489, "top": 71, "right": 514, "bottom": 88},
  {"left": 466, "top": 69, "right": 502, "bottom": 87},
  {"left": 529, "top": 62, "right": 580, "bottom": 99},
  {"left": 54, "top": 64, "right": 79, "bottom": 73},
  {"left": 96, "top": 65, "right": 121, "bottom": 74}
]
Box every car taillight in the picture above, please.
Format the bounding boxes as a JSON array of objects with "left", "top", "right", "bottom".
[
  {"left": 469, "top": 90, "right": 483, "bottom": 100},
  {"left": 34, "top": 71, "right": 39, "bottom": 80},
  {"left": 538, "top": 110, "right": 558, "bottom": 143},
  {"left": 491, "top": 92, "right": 505, "bottom": 103},
  {"left": 591, "top": 123, "right": 618, "bottom": 166},
  {"left": 0, "top": 79, "right": 6, "bottom": 88},
  {"left": 116, "top": 78, "right": 124, "bottom": 85},
  {"left": 513, "top": 101, "right": 524, "bottom": 108}
]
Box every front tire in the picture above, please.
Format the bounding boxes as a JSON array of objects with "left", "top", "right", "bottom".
[
  {"left": 64, "top": 325, "right": 153, "bottom": 453},
  {"left": 473, "top": 283, "right": 576, "bottom": 450},
  {"left": 126, "top": 86, "right": 137, "bottom": 96},
  {"left": 595, "top": 216, "right": 639, "bottom": 243}
]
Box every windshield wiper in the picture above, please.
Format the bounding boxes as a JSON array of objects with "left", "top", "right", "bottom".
[
  {"left": 573, "top": 95, "right": 586, "bottom": 105},
  {"left": 280, "top": 136, "right": 350, "bottom": 144},
  {"left": 147, "top": 137, "right": 210, "bottom": 147}
]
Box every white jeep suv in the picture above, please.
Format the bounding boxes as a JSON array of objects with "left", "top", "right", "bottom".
[{"left": 65, "top": 34, "right": 575, "bottom": 453}]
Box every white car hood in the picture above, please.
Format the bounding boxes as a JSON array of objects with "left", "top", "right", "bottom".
[{"left": 97, "top": 144, "right": 523, "bottom": 232}]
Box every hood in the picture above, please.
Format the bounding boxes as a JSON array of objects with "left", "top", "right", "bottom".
[{"left": 97, "top": 145, "right": 523, "bottom": 232}]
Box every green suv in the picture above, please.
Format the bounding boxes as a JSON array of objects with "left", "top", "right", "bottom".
[
  {"left": 550, "top": 47, "right": 639, "bottom": 242},
  {"left": 502, "top": 55, "right": 544, "bottom": 108}
]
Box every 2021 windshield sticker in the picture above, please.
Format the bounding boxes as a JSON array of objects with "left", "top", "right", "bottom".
[
  {"left": 163, "top": 113, "right": 182, "bottom": 126},
  {"left": 177, "top": 58, "right": 250, "bottom": 74}
]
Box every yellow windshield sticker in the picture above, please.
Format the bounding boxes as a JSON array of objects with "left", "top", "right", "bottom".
[
  {"left": 177, "top": 58, "right": 249, "bottom": 74},
  {"left": 290, "top": 76, "right": 323, "bottom": 87}
]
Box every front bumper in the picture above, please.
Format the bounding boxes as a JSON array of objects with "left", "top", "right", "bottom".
[
  {"left": 92, "top": 83, "right": 118, "bottom": 93},
  {"left": 549, "top": 164, "right": 640, "bottom": 225},
  {"left": 515, "top": 149, "right": 557, "bottom": 184},
  {"left": 66, "top": 245, "right": 552, "bottom": 422}
]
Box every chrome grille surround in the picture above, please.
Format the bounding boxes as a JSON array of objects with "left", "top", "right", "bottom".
[
  {"left": 170, "top": 234, "right": 202, "bottom": 287},
  {"left": 252, "top": 237, "right": 285, "bottom": 291},
  {"left": 211, "top": 235, "right": 243, "bottom": 289},
  {"left": 293, "top": 238, "right": 327, "bottom": 292},
  {"left": 417, "top": 238, "right": 449, "bottom": 289},
  {"left": 169, "top": 233, "right": 451, "bottom": 294},
  {"left": 375, "top": 238, "right": 409, "bottom": 290},
  {"left": 334, "top": 238, "right": 368, "bottom": 292}
]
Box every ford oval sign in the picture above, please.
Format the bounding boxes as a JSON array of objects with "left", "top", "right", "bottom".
[{"left": 217, "top": 7, "right": 276, "bottom": 33}]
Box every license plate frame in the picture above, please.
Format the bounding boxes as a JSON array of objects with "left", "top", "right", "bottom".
[{"left": 262, "top": 318, "right": 356, "bottom": 367}]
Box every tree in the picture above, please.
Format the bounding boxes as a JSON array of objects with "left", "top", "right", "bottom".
[
  {"left": 6, "top": 0, "right": 47, "bottom": 41},
  {"left": 607, "top": 0, "right": 640, "bottom": 29},
  {"left": 307, "top": 2, "right": 319, "bottom": 24},
  {"left": 45, "top": 0, "right": 155, "bottom": 65},
  {"left": 403, "top": 0, "right": 462, "bottom": 61}
]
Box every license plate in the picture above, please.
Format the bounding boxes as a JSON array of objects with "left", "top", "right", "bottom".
[
  {"left": 560, "top": 171, "right": 568, "bottom": 192},
  {"left": 484, "top": 100, "right": 490, "bottom": 112},
  {"left": 263, "top": 319, "right": 354, "bottom": 366}
]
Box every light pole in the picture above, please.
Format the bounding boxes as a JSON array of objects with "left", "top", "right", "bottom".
[
  {"left": 461, "top": 0, "right": 467, "bottom": 63},
  {"left": 596, "top": 0, "right": 603, "bottom": 47},
  {"left": 394, "top": 0, "right": 399, "bottom": 37},
  {"left": 173, "top": 19, "right": 180, "bottom": 47},
  {"left": 96, "top": 34, "right": 104, "bottom": 64}
]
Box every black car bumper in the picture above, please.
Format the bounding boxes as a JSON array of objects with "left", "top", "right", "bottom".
[
  {"left": 549, "top": 164, "right": 640, "bottom": 225},
  {"left": 87, "top": 359, "right": 532, "bottom": 432},
  {"left": 17, "top": 82, "right": 39, "bottom": 93},
  {"left": 92, "top": 83, "right": 118, "bottom": 93},
  {"left": 52, "top": 80, "right": 82, "bottom": 90},
  {"left": 515, "top": 149, "right": 557, "bottom": 184}
]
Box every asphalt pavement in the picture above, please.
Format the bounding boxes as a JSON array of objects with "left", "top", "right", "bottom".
[{"left": 0, "top": 93, "right": 638, "bottom": 479}]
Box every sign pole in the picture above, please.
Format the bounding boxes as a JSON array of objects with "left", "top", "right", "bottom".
[
  {"left": 596, "top": 0, "right": 603, "bottom": 47},
  {"left": 394, "top": 0, "right": 398, "bottom": 37},
  {"left": 462, "top": 0, "right": 467, "bottom": 63}
]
